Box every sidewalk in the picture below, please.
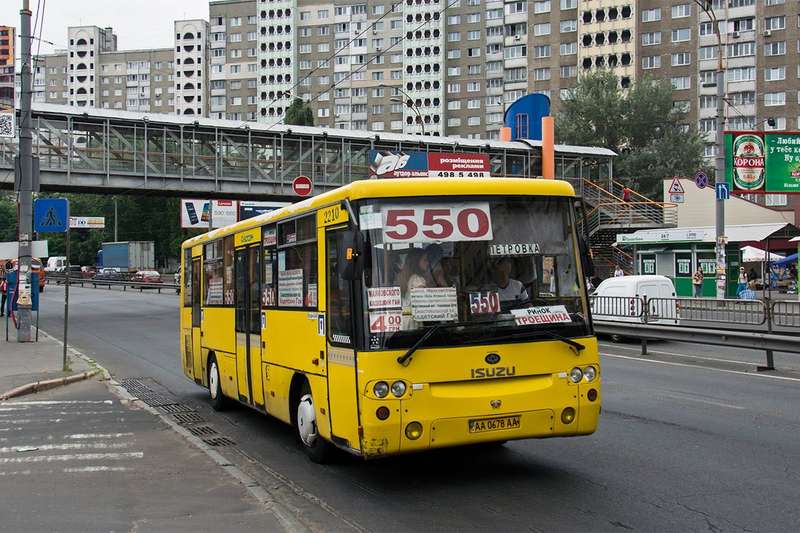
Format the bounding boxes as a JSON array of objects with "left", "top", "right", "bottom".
[
  {"left": 0, "top": 325, "right": 92, "bottom": 395},
  {"left": 0, "top": 334, "right": 286, "bottom": 532}
]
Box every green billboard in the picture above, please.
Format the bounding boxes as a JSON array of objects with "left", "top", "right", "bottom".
[{"left": 724, "top": 131, "right": 800, "bottom": 194}]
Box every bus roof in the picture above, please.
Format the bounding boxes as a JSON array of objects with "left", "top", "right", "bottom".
[{"left": 181, "top": 177, "right": 575, "bottom": 249}]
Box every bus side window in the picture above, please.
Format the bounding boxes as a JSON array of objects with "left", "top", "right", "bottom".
[
  {"left": 276, "top": 215, "right": 318, "bottom": 309},
  {"left": 182, "top": 248, "right": 192, "bottom": 307},
  {"left": 327, "top": 230, "right": 353, "bottom": 344}
]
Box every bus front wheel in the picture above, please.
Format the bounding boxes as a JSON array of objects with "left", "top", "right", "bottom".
[
  {"left": 295, "top": 382, "right": 332, "bottom": 463},
  {"left": 208, "top": 355, "right": 228, "bottom": 411}
]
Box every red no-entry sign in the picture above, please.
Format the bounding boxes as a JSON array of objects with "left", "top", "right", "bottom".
[{"left": 292, "top": 175, "right": 313, "bottom": 197}]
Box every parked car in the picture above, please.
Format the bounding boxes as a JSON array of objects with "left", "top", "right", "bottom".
[
  {"left": 81, "top": 266, "right": 97, "bottom": 278},
  {"left": 131, "top": 270, "right": 162, "bottom": 283},
  {"left": 94, "top": 268, "right": 124, "bottom": 282}
]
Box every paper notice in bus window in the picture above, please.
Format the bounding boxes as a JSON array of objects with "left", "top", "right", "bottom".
[
  {"left": 510, "top": 305, "right": 572, "bottom": 326},
  {"left": 206, "top": 279, "right": 223, "bottom": 305},
  {"left": 369, "top": 310, "right": 402, "bottom": 333},
  {"left": 410, "top": 287, "right": 458, "bottom": 322},
  {"left": 278, "top": 269, "right": 303, "bottom": 307},
  {"left": 359, "top": 212, "right": 383, "bottom": 230},
  {"left": 306, "top": 283, "right": 318, "bottom": 308},
  {"left": 263, "top": 228, "right": 277, "bottom": 247},
  {"left": 367, "top": 286, "right": 402, "bottom": 309},
  {"left": 263, "top": 287, "right": 275, "bottom": 306}
]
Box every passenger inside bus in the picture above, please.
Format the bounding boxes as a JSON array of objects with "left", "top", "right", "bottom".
[{"left": 493, "top": 258, "right": 529, "bottom": 303}]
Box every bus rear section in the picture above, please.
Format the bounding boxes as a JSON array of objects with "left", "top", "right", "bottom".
[{"left": 329, "top": 192, "right": 600, "bottom": 457}]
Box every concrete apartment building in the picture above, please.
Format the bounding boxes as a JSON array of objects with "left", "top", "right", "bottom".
[
  {"left": 0, "top": 26, "right": 14, "bottom": 66},
  {"left": 14, "top": 0, "right": 800, "bottom": 149}
]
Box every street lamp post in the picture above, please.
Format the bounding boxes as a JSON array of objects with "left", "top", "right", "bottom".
[
  {"left": 696, "top": 0, "right": 727, "bottom": 299},
  {"left": 380, "top": 84, "right": 425, "bottom": 136}
]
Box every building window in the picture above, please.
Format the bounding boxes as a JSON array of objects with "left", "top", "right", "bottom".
[
  {"left": 671, "top": 76, "right": 691, "bottom": 90},
  {"left": 671, "top": 4, "right": 691, "bottom": 18},
  {"left": 728, "top": 42, "right": 755, "bottom": 57},
  {"left": 467, "top": 116, "right": 481, "bottom": 126},
  {"left": 641, "top": 8, "right": 661, "bottom": 23},
  {"left": 699, "top": 46, "right": 717, "bottom": 60},
  {"left": 728, "top": 66, "right": 756, "bottom": 81},
  {"left": 764, "top": 41, "right": 785, "bottom": 56},
  {"left": 533, "top": 45, "right": 550, "bottom": 58},
  {"left": 534, "top": 23, "right": 551, "bottom": 37},
  {"left": 672, "top": 52, "right": 691, "bottom": 66},
  {"left": 560, "top": 42, "right": 577, "bottom": 55},
  {"left": 764, "top": 92, "right": 785, "bottom": 106},
  {"left": 642, "top": 32, "right": 662, "bottom": 46},
  {"left": 671, "top": 28, "right": 690, "bottom": 42},
  {"left": 765, "top": 16, "right": 785, "bottom": 31},
  {"left": 642, "top": 56, "right": 661, "bottom": 69},
  {"left": 765, "top": 66, "right": 786, "bottom": 81},
  {"left": 533, "top": 68, "right": 551, "bottom": 81},
  {"left": 560, "top": 65, "right": 577, "bottom": 78},
  {"left": 533, "top": 1, "right": 551, "bottom": 14},
  {"left": 560, "top": 20, "right": 577, "bottom": 33}
]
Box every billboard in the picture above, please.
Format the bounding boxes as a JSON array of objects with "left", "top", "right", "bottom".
[
  {"left": 369, "top": 150, "right": 490, "bottom": 179},
  {"left": 181, "top": 199, "right": 238, "bottom": 229},
  {"left": 724, "top": 131, "right": 800, "bottom": 194},
  {"left": 238, "top": 201, "right": 290, "bottom": 221}
]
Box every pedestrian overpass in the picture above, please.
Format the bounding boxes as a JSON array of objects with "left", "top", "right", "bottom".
[{"left": 0, "top": 103, "right": 617, "bottom": 199}]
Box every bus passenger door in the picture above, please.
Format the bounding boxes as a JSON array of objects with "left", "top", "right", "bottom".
[
  {"left": 325, "top": 228, "right": 361, "bottom": 452},
  {"left": 234, "top": 245, "right": 263, "bottom": 407},
  {"left": 191, "top": 257, "right": 202, "bottom": 381}
]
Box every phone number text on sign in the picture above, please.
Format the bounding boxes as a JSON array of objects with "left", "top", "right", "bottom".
[{"left": 381, "top": 203, "right": 493, "bottom": 243}]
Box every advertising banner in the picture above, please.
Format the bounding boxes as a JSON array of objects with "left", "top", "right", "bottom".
[
  {"left": 369, "top": 150, "right": 491, "bottom": 178},
  {"left": 725, "top": 131, "right": 800, "bottom": 194},
  {"left": 69, "top": 216, "right": 106, "bottom": 229},
  {"left": 238, "top": 201, "right": 289, "bottom": 221},
  {"left": 181, "top": 199, "right": 238, "bottom": 229}
]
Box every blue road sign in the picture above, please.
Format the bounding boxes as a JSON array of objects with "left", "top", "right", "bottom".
[
  {"left": 716, "top": 182, "right": 730, "bottom": 201},
  {"left": 33, "top": 198, "right": 69, "bottom": 233},
  {"left": 694, "top": 171, "right": 709, "bottom": 189}
]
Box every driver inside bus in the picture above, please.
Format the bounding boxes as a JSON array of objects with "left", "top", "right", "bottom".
[{"left": 493, "top": 258, "right": 529, "bottom": 303}]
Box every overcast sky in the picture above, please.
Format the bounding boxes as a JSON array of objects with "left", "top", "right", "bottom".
[{"left": 1, "top": 0, "right": 208, "bottom": 55}]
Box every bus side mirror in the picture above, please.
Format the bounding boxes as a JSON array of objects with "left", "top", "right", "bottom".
[
  {"left": 338, "top": 228, "right": 364, "bottom": 281},
  {"left": 579, "top": 235, "right": 595, "bottom": 278}
]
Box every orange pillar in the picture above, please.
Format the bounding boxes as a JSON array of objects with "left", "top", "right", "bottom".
[
  {"left": 499, "top": 126, "right": 512, "bottom": 142},
  {"left": 542, "top": 116, "right": 555, "bottom": 179}
]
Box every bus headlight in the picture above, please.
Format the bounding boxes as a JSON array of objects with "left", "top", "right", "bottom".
[
  {"left": 583, "top": 366, "right": 597, "bottom": 382},
  {"left": 390, "top": 381, "right": 407, "bottom": 398},
  {"left": 405, "top": 422, "right": 423, "bottom": 440},
  {"left": 373, "top": 381, "right": 389, "bottom": 398},
  {"left": 569, "top": 367, "right": 583, "bottom": 383}
]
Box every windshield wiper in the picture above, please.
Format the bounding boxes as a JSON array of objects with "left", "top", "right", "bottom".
[
  {"left": 396, "top": 320, "right": 488, "bottom": 366},
  {"left": 462, "top": 329, "right": 586, "bottom": 354}
]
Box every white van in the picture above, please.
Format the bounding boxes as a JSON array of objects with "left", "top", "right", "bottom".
[
  {"left": 590, "top": 275, "right": 678, "bottom": 326},
  {"left": 45, "top": 256, "right": 67, "bottom": 272}
]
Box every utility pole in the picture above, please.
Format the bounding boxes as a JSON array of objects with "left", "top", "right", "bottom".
[
  {"left": 712, "top": 6, "right": 727, "bottom": 300},
  {"left": 16, "top": 0, "right": 33, "bottom": 341}
]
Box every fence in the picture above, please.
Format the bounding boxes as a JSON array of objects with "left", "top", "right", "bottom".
[
  {"left": 46, "top": 273, "right": 178, "bottom": 294},
  {"left": 590, "top": 295, "right": 800, "bottom": 370}
]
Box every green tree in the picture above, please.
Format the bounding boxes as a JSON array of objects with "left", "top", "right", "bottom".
[
  {"left": 284, "top": 97, "right": 314, "bottom": 126},
  {"left": 556, "top": 70, "right": 708, "bottom": 199}
]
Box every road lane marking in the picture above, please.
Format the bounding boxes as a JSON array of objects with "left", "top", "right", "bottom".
[
  {"left": 0, "top": 442, "right": 130, "bottom": 454},
  {"left": 66, "top": 433, "right": 133, "bottom": 439},
  {"left": 0, "top": 452, "right": 143, "bottom": 464},
  {"left": 602, "top": 353, "right": 800, "bottom": 382},
  {"left": 63, "top": 466, "right": 133, "bottom": 473},
  {"left": 599, "top": 342, "right": 771, "bottom": 366},
  {"left": 0, "top": 400, "right": 113, "bottom": 406},
  {"left": 0, "top": 418, "right": 64, "bottom": 424},
  {"left": 655, "top": 392, "right": 745, "bottom": 410}
]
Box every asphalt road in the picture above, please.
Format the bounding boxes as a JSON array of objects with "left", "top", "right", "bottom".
[{"left": 36, "top": 285, "right": 800, "bottom": 532}]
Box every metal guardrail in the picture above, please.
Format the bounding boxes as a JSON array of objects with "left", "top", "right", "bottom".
[
  {"left": 591, "top": 295, "right": 800, "bottom": 371},
  {"left": 46, "top": 273, "right": 178, "bottom": 294}
]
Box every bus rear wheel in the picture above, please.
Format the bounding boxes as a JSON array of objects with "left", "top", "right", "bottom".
[
  {"left": 208, "top": 355, "right": 228, "bottom": 411},
  {"left": 295, "top": 382, "right": 332, "bottom": 463}
]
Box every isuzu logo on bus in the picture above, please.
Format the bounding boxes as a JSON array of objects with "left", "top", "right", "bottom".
[
  {"left": 470, "top": 366, "right": 516, "bottom": 379},
  {"left": 485, "top": 353, "right": 501, "bottom": 365}
]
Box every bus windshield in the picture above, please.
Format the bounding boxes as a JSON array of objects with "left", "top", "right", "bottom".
[{"left": 358, "top": 195, "right": 590, "bottom": 350}]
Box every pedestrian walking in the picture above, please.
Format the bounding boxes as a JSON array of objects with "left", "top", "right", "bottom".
[
  {"left": 692, "top": 265, "right": 704, "bottom": 298},
  {"left": 737, "top": 267, "right": 748, "bottom": 297},
  {"left": 0, "top": 268, "right": 6, "bottom": 318},
  {"left": 622, "top": 186, "right": 632, "bottom": 202},
  {"left": 614, "top": 265, "right": 624, "bottom": 277}
]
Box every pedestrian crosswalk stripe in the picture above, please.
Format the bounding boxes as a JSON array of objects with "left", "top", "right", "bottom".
[
  {"left": 0, "top": 442, "right": 130, "bottom": 454},
  {"left": 0, "top": 451, "right": 143, "bottom": 464}
]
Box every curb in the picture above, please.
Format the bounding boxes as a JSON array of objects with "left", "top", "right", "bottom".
[
  {"left": 35, "top": 328, "right": 308, "bottom": 533},
  {"left": 0, "top": 369, "right": 101, "bottom": 401}
]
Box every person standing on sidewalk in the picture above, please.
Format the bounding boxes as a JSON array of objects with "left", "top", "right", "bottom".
[
  {"left": 0, "top": 267, "right": 6, "bottom": 317},
  {"left": 737, "top": 267, "right": 748, "bottom": 297},
  {"left": 692, "top": 265, "right": 704, "bottom": 298}
]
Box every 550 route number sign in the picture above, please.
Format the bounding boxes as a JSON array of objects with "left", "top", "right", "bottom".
[{"left": 381, "top": 203, "right": 494, "bottom": 243}]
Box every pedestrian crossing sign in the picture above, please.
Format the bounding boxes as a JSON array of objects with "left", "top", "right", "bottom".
[
  {"left": 33, "top": 198, "right": 69, "bottom": 233},
  {"left": 668, "top": 177, "right": 685, "bottom": 194}
]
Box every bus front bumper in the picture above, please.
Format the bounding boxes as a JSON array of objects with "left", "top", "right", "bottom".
[{"left": 358, "top": 376, "right": 601, "bottom": 458}]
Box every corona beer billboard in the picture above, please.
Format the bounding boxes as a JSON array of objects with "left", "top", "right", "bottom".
[{"left": 724, "top": 131, "right": 800, "bottom": 194}]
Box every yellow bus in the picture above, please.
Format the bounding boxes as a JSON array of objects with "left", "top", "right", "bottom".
[{"left": 179, "top": 178, "right": 600, "bottom": 462}]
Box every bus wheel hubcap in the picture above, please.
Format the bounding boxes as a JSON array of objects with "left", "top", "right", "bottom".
[
  {"left": 210, "top": 363, "right": 219, "bottom": 399},
  {"left": 297, "top": 394, "right": 317, "bottom": 447}
]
